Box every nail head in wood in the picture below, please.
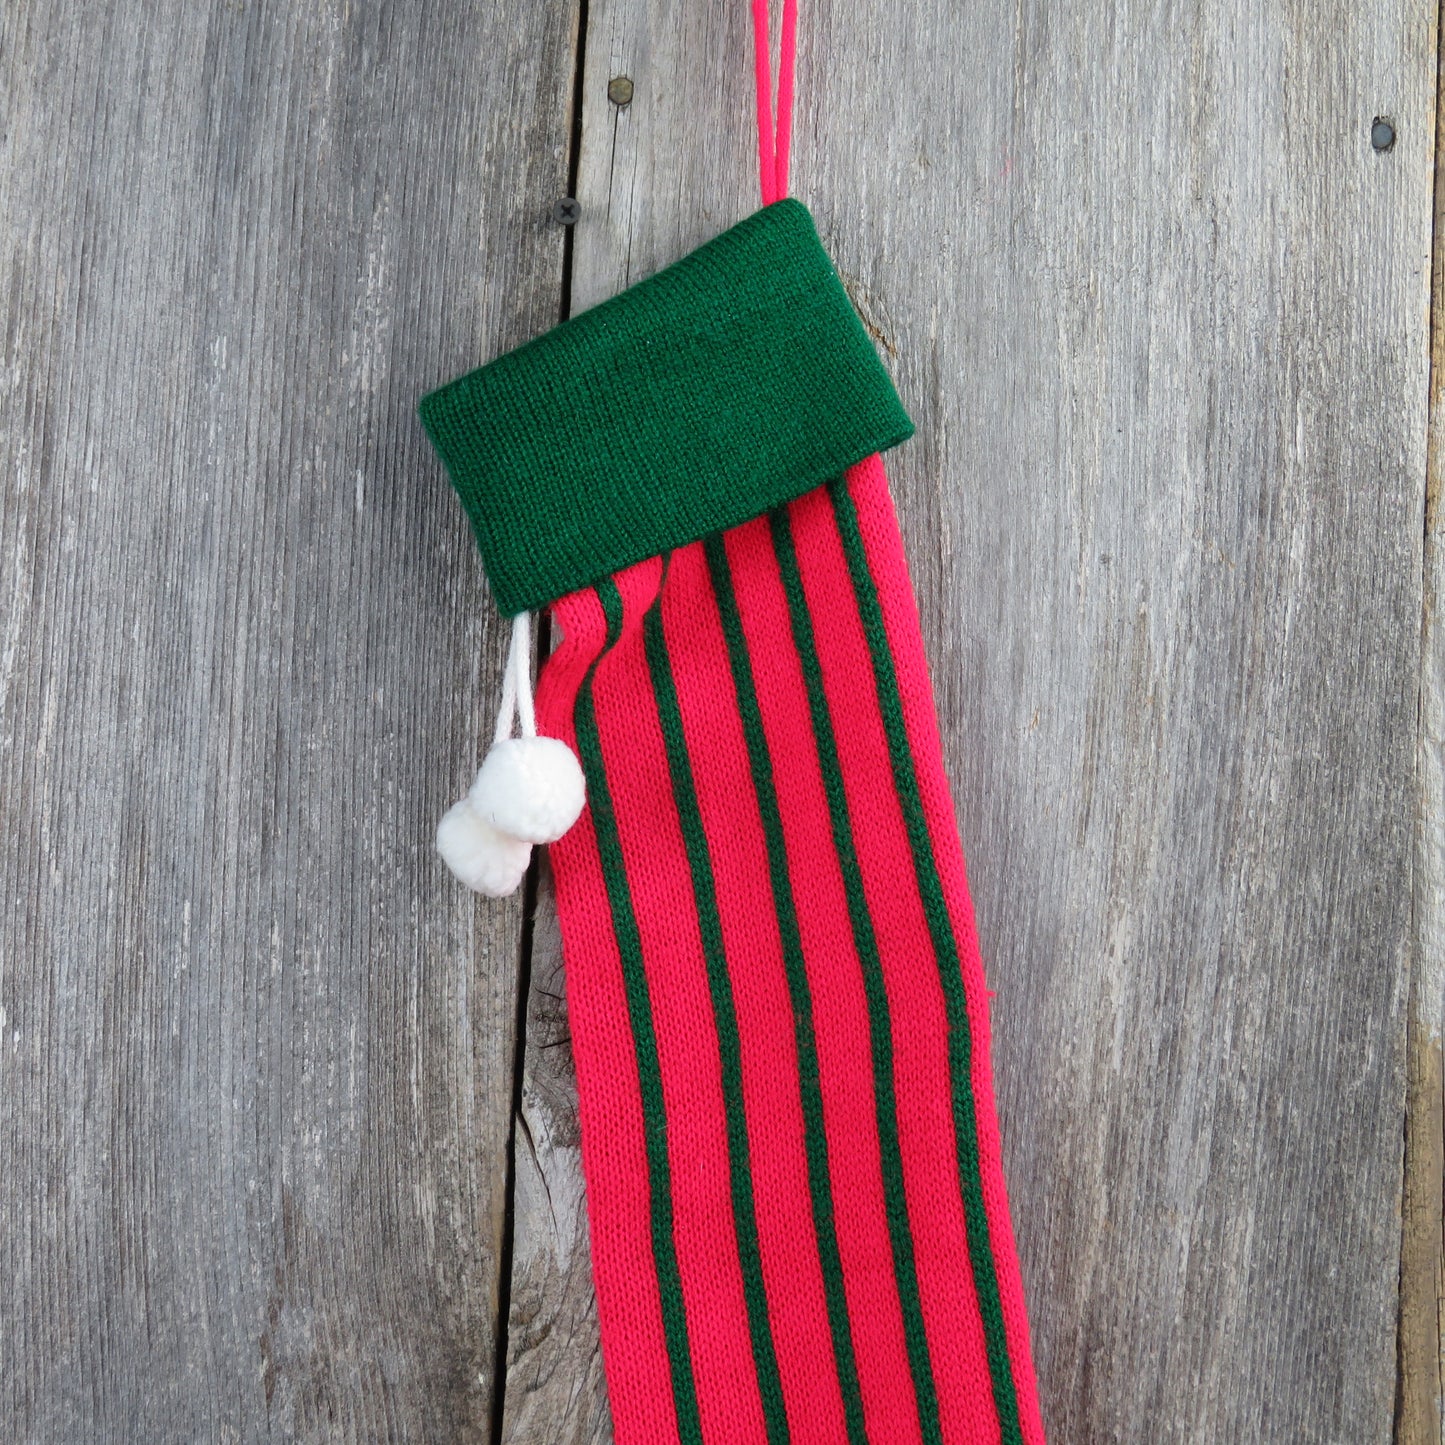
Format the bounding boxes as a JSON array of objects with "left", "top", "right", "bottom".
[
  {"left": 1371, "top": 117, "right": 1395, "bottom": 151},
  {"left": 608, "top": 75, "right": 634, "bottom": 107}
]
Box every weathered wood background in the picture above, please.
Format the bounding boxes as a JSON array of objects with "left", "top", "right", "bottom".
[{"left": 0, "top": 1, "right": 1438, "bottom": 1441}]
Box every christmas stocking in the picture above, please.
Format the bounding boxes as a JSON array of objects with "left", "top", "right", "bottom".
[{"left": 419, "top": 10, "right": 1045, "bottom": 1442}]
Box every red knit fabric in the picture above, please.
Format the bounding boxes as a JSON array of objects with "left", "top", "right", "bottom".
[
  {"left": 536, "top": 460, "right": 1044, "bottom": 1443},
  {"left": 664, "top": 537, "right": 853, "bottom": 1437},
  {"left": 723, "top": 498, "right": 926, "bottom": 1441}
]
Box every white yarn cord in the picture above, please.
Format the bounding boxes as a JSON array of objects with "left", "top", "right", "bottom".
[
  {"left": 513, "top": 611, "right": 537, "bottom": 738},
  {"left": 493, "top": 612, "right": 537, "bottom": 747}
]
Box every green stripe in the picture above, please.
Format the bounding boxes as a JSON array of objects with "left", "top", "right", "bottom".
[
  {"left": 769, "top": 506, "right": 944, "bottom": 1445},
  {"left": 703, "top": 534, "right": 870, "bottom": 1445},
  {"left": 641, "top": 573, "right": 791, "bottom": 1443},
  {"left": 827, "top": 479, "right": 1024, "bottom": 1445},
  {"left": 575, "top": 578, "right": 704, "bottom": 1444}
]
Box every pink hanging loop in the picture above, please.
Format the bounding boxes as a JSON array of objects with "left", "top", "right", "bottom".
[{"left": 751, "top": 0, "right": 799, "bottom": 205}]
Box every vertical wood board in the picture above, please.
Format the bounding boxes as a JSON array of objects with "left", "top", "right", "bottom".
[{"left": 0, "top": 2, "right": 575, "bottom": 1438}]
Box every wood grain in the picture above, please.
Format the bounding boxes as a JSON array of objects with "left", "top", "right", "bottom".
[
  {"left": 865, "top": 8, "right": 1428, "bottom": 1437},
  {"left": 0, "top": 1, "right": 575, "bottom": 1438},
  {"left": 503, "top": 1, "right": 1436, "bottom": 1441}
]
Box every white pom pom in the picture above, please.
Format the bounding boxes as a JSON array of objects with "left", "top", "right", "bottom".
[
  {"left": 469, "top": 735, "right": 586, "bottom": 844},
  {"left": 436, "top": 799, "right": 532, "bottom": 896}
]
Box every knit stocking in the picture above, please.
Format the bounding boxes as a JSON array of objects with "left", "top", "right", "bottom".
[{"left": 419, "top": 99, "right": 1044, "bottom": 1445}]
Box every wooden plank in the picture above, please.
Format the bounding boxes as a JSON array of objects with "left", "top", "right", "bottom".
[
  {"left": 1401, "top": 37, "right": 1445, "bottom": 1441},
  {"left": 878, "top": 8, "right": 1426, "bottom": 1434},
  {"left": 504, "top": 1, "right": 1434, "bottom": 1440},
  {"left": 0, "top": 2, "right": 575, "bottom": 1438}
]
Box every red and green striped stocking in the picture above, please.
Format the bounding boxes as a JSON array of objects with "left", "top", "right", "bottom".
[
  {"left": 421, "top": 28, "right": 1051, "bottom": 1445},
  {"left": 422, "top": 196, "right": 1045, "bottom": 1443}
]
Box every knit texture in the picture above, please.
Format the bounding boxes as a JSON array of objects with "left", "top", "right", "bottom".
[
  {"left": 537, "top": 458, "right": 1045, "bottom": 1444},
  {"left": 418, "top": 200, "right": 913, "bottom": 615}
]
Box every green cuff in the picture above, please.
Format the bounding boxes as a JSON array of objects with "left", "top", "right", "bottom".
[{"left": 419, "top": 198, "right": 913, "bottom": 616}]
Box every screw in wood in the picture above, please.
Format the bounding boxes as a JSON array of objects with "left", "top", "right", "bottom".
[
  {"left": 552, "top": 197, "right": 581, "bottom": 225},
  {"left": 608, "top": 75, "right": 634, "bottom": 106}
]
